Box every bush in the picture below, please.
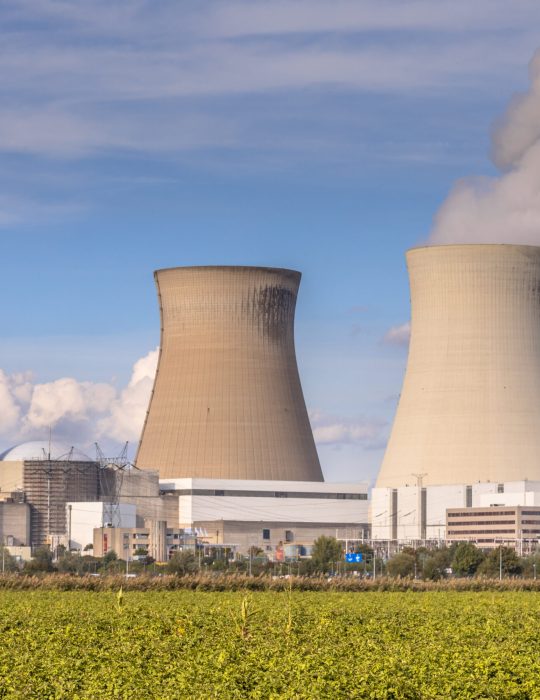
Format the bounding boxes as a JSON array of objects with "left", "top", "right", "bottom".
[
  {"left": 387, "top": 552, "right": 416, "bottom": 578},
  {"left": 451, "top": 542, "right": 485, "bottom": 577},
  {"left": 167, "top": 550, "right": 198, "bottom": 575}
]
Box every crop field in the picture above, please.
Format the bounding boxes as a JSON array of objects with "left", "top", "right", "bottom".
[{"left": 0, "top": 590, "right": 539, "bottom": 699}]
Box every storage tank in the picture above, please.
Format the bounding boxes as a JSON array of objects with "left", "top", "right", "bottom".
[
  {"left": 377, "top": 244, "right": 540, "bottom": 487},
  {"left": 136, "top": 266, "right": 323, "bottom": 481}
]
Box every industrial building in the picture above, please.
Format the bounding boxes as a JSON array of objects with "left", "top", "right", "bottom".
[
  {"left": 378, "top": 244, "right": 540, "bottom": 489},
  {"left": 0, "top": 441, "right": 104, "bottom": 547},
  {"left": 136, "top": 266, "right": 323, "bottom": 482},
  {"left": 372, "top": 480, "right": 540, "bottom": 547},
  {"left": 160, "top": 477, "right": 369, "bottom": 555},
  {"left": 446, "top": 506, "right": 540, "bottom": 552},
  {"left": 93, "top": 522, "right": 198, "bottom": 563}
]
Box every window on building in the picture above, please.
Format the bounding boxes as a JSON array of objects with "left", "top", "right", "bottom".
[
  {"left": 274, "top": 492, "right": 288, "bottom": 498},
  {"left": 497, "top": 483, "right": 505, "bottom": 493},
  {"left": 214, "top": 490, "right": 225, "bottom": 496},
  {"left": 285, "top": 530, "right": 294, "bottom": 542},
  {"left": 262, "top": 529, "right": 270, "bottom": 541}
]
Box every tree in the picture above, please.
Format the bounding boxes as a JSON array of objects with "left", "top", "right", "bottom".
[
  {"left": 310, "top": 536, "right": 342, "bottom": 573},
  {"left": 0, "top": 546, "right": 19, "bottom": 573},
  {"left": 520, "top": 552, "right": 540, "bottom": 578},
  {"left": 477, "top": 546, "right": 522, "bottom": 578},
  {"left": 451, "top": 542, "right": 485, "bottom": 577},
  {"left": 167, "top": 550, "right": 197, "bottom": 575},
  {"left": 387, "top": 552, "right": 416, "bottom": 578},
  {"left": 24, "top": 546, "right": 54, "bottom": 573},
  {"left": 57, "top": 552, "right": 82, "bottom": 574},
  {"left": 422, "top": 547, "right": 453, "bottom": 581}
]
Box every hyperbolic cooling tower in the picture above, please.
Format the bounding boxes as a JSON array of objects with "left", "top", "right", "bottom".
[
  {"left": 377, "top": 244, "right": 540, "bottom": 488},
  {"left": 135, "top": 266, "right": 323, "bottom": 481}
]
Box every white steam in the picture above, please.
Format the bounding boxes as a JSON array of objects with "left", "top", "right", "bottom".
[
  {"left": 0, "top": 348, "right": 158, "bottom": 451},
  {"left": 430, "top": 49, "right": 540, "bottom": 244}
]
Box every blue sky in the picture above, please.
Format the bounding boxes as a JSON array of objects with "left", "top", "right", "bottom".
[{"left": 1, "top": 1, "right": 540, "bottom": 483}]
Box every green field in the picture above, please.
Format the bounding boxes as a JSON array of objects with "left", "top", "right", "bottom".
[{"left": 0, "top": 590, "right": 539, "bottom": 699}]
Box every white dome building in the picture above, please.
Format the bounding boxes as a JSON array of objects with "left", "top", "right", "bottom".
[{"left": 0, "top": 441, "right": 92, "bottom": 463}]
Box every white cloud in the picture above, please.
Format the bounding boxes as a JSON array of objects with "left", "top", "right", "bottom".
[
  {"left": 383, "top": 322, "right": 411, "bottom": 346},
  {"left": 0, "top": 1, "right": 538, "bottom": 161},
  {"left": 98, "top": 348, "right": 158, "bottom": 442},
  {"left": 429, "top": 48, "right": 540, "bottom": 245},
  {"left": 0, "top": 348, "right": 158, "bottom": 452},
  {"left": 310, "top": 411, "right": 387, "bottom": 449}
]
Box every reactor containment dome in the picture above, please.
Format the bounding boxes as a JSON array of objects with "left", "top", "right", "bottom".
[
  {"left": 135, "top": 266, "right": 323, "bottom": 481},
  {"left": 377, "top": 244, "right": 540, "bottom": 488}
]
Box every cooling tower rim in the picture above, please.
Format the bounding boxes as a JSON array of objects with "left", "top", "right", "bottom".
[
  {"left": 408, "top": 243, "right": 540, "bottom": 254},
  {"left": 154, "top": 264, "right": 301, "bottom": 275}
]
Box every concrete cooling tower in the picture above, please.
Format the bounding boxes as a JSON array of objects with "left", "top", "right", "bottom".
[
  {"left": 135, "top": 266, "right": 323, "bottom": 481},
  {"left": 377, "top": 244, "right": 540, "bottom": 488}
]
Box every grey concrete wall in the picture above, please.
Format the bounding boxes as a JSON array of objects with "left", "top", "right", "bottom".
[
  {"left": 136, "top": 266, "right": 323, "bottom": 481},
  {"left": 0, "top": 503, "right": 30, "bottom": 546},
  {"left": 378, "top": 244, "right": 540, "bottom": 488},
  {"left": 195, "top": 519, "right": 367, "bottom": 554}
]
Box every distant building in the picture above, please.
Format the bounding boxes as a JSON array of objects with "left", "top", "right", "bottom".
[
  {"left": 372, "top": 479, "right": 540, "bottom": 547},
  {"left": 446, "top": 505, "right": 540, "bottom": 552},
  {"left": 0, "top": 441, "right": 102, "bottom": 547},
  {"left": 161, "top": 477, "right": 369, "bottom": 555}
]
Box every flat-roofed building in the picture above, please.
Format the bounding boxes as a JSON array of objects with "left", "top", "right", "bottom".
[
  {"left": 160, "top": 477, "right": 369, "bottom": 555},
  {"left": 446, "top": 505, "right": 540, "bottom": 552}
]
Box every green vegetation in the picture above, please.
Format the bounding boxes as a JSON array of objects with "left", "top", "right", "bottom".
[{"left": 0, "top": 589, "right": 539, "bottom": 698}]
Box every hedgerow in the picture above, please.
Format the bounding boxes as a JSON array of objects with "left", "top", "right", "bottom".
[{"left": 0, "top": 572, "right": 540, "bottom": 592}]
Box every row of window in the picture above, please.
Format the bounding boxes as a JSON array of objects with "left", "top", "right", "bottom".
[
  {"left": 447, "top": 529, "right": 515, "bottom": 535},
  {"left": 176, "top": 489, "right": 367, "bottom": 500},
  {"left": 262, "top": 529, "right": 294, "bottom": 542},
  {"left": 447, "top": 520, "right": 516, "bottom": 526},
  {"left": 448, "top": 511, "right": 515, "bottom": 518},
  {"left": 449, "top": 510, "right": 540, "bottom": 518}
]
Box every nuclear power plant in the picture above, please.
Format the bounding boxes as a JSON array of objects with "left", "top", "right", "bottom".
[
  {"left": 0, "top": 265, "right": 368, "bottom": 563},
  {"left": 373, "top": 244, "right": 540, "bottom": 548},
  {"left": 136, "top": 266, "right": 323, "bottom": 482},
  {"left": 5, "top": 246, "right": 540, "bottom": 562}
]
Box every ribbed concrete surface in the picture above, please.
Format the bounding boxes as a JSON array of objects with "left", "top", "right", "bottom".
[
  {"left": 136, "top": 266, "right": 323, "bottom": 481},
  {"left": 377, "top": 244, "right": 540, "bottom": 488}
]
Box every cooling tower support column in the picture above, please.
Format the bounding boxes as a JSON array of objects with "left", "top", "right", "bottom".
[
  {"left": 135, "top": 266, "right": 323, "bottom": 481},
  {"left": 377, "top": 244, "right": 540, "bottom": 488}
]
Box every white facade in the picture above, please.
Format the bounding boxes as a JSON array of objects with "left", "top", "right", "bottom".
[
  {"left": 378, "top": 244, "right": 540, "bottom": 488},
  {"left": 67, "top": 502, "right": 136, "bottom": 552},
  {"left": 159, "top": 478, "right": 369, "bottom": 527},
  {"left": 372, "top": 480, "right": 540, "bottom": 542}
]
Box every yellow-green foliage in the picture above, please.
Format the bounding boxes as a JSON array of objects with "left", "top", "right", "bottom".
[{"left": 0, "top": 590, "right": 539, "bottom": 698}]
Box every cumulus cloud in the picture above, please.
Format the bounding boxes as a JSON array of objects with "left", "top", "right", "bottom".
[
  {"left": 382, "top": 322, "right": 411, "bottom": 347},
  {"left": 98, "top": 349, "right": 158, "bottom": 441},
  {"left": 310, "top": 411, "right": 387, "bottom": 449},
  {"left": 429, "top": 49, "right": 540, "bottom": 244},
  {"left": 0, "top": 348, "right": 158, "bottom": 452}
]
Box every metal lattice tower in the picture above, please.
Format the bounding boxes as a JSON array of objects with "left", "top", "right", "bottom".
[{"left": 95, "top": 442, "right": 131, "bottom": 528}]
